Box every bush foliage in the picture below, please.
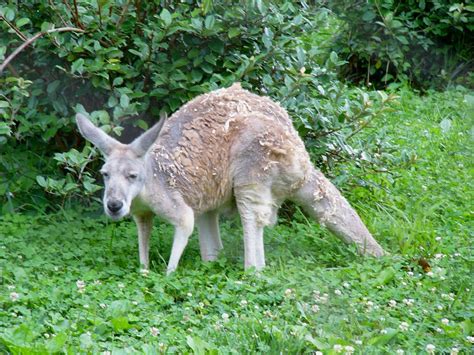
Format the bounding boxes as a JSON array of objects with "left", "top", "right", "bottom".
[
  {"left": 1, "top": 1, "right": 397, "bottom": 213},
  {"left": 330, "top": 0, "right": 474, "bottom": 88}
]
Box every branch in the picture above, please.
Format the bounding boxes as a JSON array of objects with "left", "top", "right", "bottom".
[
  {"left": 0, "top": 27, "right": 85, "bottom": 74},
  {"left": 0, "top": 15, "right": 28, "bottom": 41}
]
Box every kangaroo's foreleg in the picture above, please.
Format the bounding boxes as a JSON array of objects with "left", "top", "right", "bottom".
[
  {"left": 197, "top": 210, "right": 223, "bottom": 261},
  {"left": 293, "top": 168, "right": 385, "bottom": 257},
  {"left": 133, "top": 213, "right": 154, "bottom": 270}
]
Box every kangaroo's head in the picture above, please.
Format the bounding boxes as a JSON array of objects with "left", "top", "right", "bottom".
[{"left": 76, "top": 114, "right": 164, "bottom": 220}]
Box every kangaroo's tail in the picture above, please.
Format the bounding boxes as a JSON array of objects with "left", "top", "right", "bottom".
[{"left": 292, "top": 168, "right": 385, "bottom": 257}]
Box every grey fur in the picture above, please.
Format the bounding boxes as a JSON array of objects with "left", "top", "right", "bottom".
[{"left": 76, "top": 83, "right": 385, "bottom": 274}]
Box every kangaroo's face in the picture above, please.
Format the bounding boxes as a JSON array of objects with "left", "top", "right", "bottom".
[
  {"left": 100, "top": 151, "right": 147, "bottom": 219},
  {"left": 76, "top": 113, "right": 164, "bottom": 220}
]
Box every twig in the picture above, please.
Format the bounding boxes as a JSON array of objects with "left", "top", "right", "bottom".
[
  {"left": 72, "top": 0, "right": 85, "bottom": 29},
  {"left": 0, "top": 15, "right": 28, "bottom": 41},
  {"left": 0, "top": 27, "right": 85, "bottom": 74}
]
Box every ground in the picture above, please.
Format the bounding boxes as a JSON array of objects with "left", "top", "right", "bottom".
[{"left": 0, "top": 88, "right": 473, "bottom": 353}]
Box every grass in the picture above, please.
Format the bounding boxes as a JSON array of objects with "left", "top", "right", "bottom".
[{"left": 0, "top": 87, "right": 473, "bottom": 354}]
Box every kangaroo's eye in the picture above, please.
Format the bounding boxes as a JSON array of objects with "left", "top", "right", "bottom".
[
  {"left": 128, "top": 173, "right": 138, "bottom": 179},
  {"left": 101, "top": 172, "right": 109, "bottom": 178}
]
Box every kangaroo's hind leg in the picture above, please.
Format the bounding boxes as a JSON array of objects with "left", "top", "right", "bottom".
[
  {"left": 197, "top": 210, "right": 223, "bottom": 262},
  {"left": 235, "top": 185, "right": 277, "bottom": 270}
]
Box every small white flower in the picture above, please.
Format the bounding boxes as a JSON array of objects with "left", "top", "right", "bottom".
[
  {"left": 441, "top": 318, "right": 449, "bottom": 325},
  {"left": 366, "top": 301, "right": 374, "bottom": 307},
  {"left": 311, "top": 304, "right": 320, "bottom": 313},
  {"left": 434, "top": 253, "right": 444, "bottom": 259},
  {"left": 343, "top": 282, "right": 350, "bottom": 289},
  {"left": 83, "top": 304, "right": 89, "bottom": 309},
  {"left": 187, "top": 292, "right": 192, "bottom": 297},
  {"left": 159, "top": 343, "right": 165, "bottom": 351},
  {"left": 44, "top": 333, "right": 50, "bottom": 338},
  {"left": 450, "top": 347, "right": 459, "bottom": 355},
  {"left": 467, "top": 336, "right": 474, "bottom": 343},
  {"left": 198, "top": 302, "right": 205, "bottom": 308},
  {"left": 396, "top": 350, "right": 405, "bottom": 355},
  {"left": 10, "top": 292, "right": 19, "bottom": 301},
  {"left": 240, "top": 300, "right": 248, "bottom": 306},
  {"left": 403, "top": 298, "right": 414, "bottom": 306},
  {"left": 222, "top": 313, "right": 230, "bottom": 322},
  {"left": 344, "top": 345, "right": 355, "bottom": 354},
  {"left": 150, "top": 327, "right": 160, "bottom": 337},
  {"left": 284, "top": 288, "right": 293, "bottom": 297},
  {"left": 103, "top": 351, "right": 111, "bottom": 355},
  {"left": 132, "top": 301, "right": 138, "bottom": 306},
  {"left": 435, "top": 236, "right": 442, "bottom": 241},
  {"left": 315, "top": 352, "right": 323, "bottom": 355},
  {"left": 76, "top": 280, "right": 86, "bottom": 292},
  {"left": 355, "top": 340, "right": 362, "bottom": 345},
  {"left": 7, "top": 285, "right": 15, "bottom": 290},
  {"left": 334, "top": 289, "right": 342, "bottom": 296},
  {"left": 99, "top": 303, "right": 106, "bottom": 309},
  {"left": 388, "top": 300, "right": 397, "bottom": 307},
  {"left": 426, "top": 344, "right": 436, "bottom": 353},
  {"left": 118, "top": 283, "right": 125, "bottom": 289},
  {"left": 333, "top": 344, "right": 343, "bottom": 353},
  {"left": 380, "top": 329, "right": 388, "bottom": 334},
  {"left": 399, "top": 322, "right": 409, "bottom": 332},
  {"left": 140, "top": 269, "right": 149, "bottom": 276},
  {"left": 436, "top": 327, "right": 443, "bottom": 333},
  {"left": 426, "top": 271, "right": 434, "bottom": 277}
]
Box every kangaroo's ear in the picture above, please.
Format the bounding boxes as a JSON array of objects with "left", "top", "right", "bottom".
[
  {"left": 76, "top": 113, "right": 121, "bottom": 156},
  {"left": 129, "top": 118, "right": 165, "bottom": 157}
]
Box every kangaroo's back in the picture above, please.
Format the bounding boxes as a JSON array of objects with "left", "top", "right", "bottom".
[{"left": 151, "top": 83, "right": 311, "bottom": 214}]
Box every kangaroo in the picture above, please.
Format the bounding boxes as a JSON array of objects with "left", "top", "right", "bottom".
[{"left": 76, "top": 83, "right": 384, "bottom": 274}]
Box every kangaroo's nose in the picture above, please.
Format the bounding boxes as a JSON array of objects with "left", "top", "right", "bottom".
[{"left": 107, "top": 200, "right": 123, "bottom": 213}]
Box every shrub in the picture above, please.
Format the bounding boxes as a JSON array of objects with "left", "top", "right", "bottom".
[
  {"left": 329, "top": 0, "right": 474, "bottom": 89},
  {"left": 0, "top": 0, "right": 396, "bottom": 213}
]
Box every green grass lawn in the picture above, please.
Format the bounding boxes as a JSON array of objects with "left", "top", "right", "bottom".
[{"left": 1, "top": 88, "right": 473, "bottom": 354}]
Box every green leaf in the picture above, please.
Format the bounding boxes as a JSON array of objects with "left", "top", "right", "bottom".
[
  {"left": 71, "top": 58, "right": 84, "bottom": 74},
  {"left": 373, "top": 267, "right": 396, "bottom": 286},
  {"left": 368, "top": 329, "right": 398, "bottom": 346},
  {"left": 201, "top": 0, "right": 213, "bottom": 15},
  {"left": 262, "top": 27, "right": 273, "bottom": 49},
  {"left": 440, "top": 118, "right": 451, "bottom": 134},
  {"left": 111, "top": 316, "right": 131, "bottom": 331},
  {"left": 160, "top": 9, "right": 172, "bottom": 27},
  {"left": 362, "top": 11, "right": 376, "bottom": 21},
  {"left": 36, "top": 176, "right": 47, "bottom": 187},
  {"left": 329, "top": 51, "right": 339, "bottom": 64},
  {"left": 228, "top": 27, "right": 240, "bottom": 38},
  {"left": 113, "top": 77, "right": 123, "bottom": 86},
  {"left": 79, "top": 332, "right": 93, "bottom": 349},
  {"left": 15, "top": 17, "right": 30, "bottom": 28},
  {"left": 205, "top": 15, "right": 215, "bottom": 30},
  {"left": 46, "top": 332, "right": 67, "bottom": 353},
  {"left": 120, "top": 94, "right": 130, "bottom": 108}
]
